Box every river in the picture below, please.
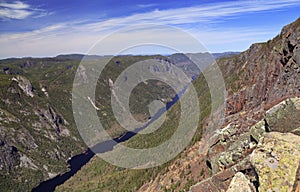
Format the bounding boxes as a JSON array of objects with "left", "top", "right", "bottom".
[{"left": 32, "top": 86, "right": 185, "bottom": 192}]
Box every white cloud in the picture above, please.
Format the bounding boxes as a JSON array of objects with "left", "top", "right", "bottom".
[
  {"left": 0, "top": 1, "right": 29, "bottom": 9},
  {"left": 79, "top": 0, "right": 300, "bottom": 28},
  {"left": 0, "top": 0, "right": 299, "bottom": 57},
  {"left": 35, "top": 0, "right": 299, "bottom": 37},
  {"left": 137, "top": 4, "right": 157, "bottom": 8},
  {"left": 0, "top": 1, "right": 49, "bottom": 19},
  {"left": 0, "top": 7, "right": 32, "bottom": 19},
  {"left": 33, "top": 10, "right": 54, "bottom": 18}
]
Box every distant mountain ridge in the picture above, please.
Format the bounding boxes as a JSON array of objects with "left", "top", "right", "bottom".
[
  {"left": 211, "top": 51, "right": 241, "bottom": 59},
  {"left": 54, "top": 52, "right": 240, "bottom": 60}
]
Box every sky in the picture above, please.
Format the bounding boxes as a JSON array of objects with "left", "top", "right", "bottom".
[{"left": 0, "top": 0, "right": 300, "bottom": 58}]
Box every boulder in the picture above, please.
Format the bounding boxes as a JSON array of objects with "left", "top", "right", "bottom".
[
  {"left": 265, "top": 98, "right": 300, "bottom": 134},
  {"left": 226, "top": 172, "right": 256, "bottom": 192},
  {"left": 190, "top": 159, "right": 254, "bottom": 192},
  {"left": 250, "top": 132, "right": 300, "bottom": 192}
]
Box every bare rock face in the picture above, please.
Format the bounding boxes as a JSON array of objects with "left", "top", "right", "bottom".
[
  {"left": 19, "top": 154, "right": 38, "bottom": 169},
  {"left": 250, "top": 132, "right": 300, "bottom": 192},
  {"left": 222, "top": 18, "right": 300, "bottom": 117},
  {"left": 265, "top": 97, "right": 300, "bottom": 134},
  {"left": 190, "top": 159, "right": 257, "bottom": 192},
  {"left": 76, "top": 65, "right": 88, "bottom": 84},
  {"left": 12, "top": 75, "right": 34, "bottom": 97},
  {"left": 0, "top": 139, "right": 20, "bottom": 172},
  {"left": 190, "top": 18, "right": 300, "bottom": 192},
  {"left": 202, "top": 97, "right": 300, "bottom": 191},
  {"left": 190, "top": 167, "right": 236, "bottom": 192},
  {"left": 226, "top": 172, "right": 256, "bottom": 192}
]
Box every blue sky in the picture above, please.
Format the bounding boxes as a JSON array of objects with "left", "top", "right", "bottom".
[{"left": 0, "top": 0, "right": 300, "bottom": 58}]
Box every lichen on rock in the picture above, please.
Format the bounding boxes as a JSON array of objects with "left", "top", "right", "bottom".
[{"left": 250, "top": 132, "right": 300, "bottom": 192}]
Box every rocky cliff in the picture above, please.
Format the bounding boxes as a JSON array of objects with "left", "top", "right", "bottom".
[
  {"left": 137, "top": 17, "right": 300, "bottom": 192},
  {"left": 193, "top": 17, "right": 300, "bottom": 192}
]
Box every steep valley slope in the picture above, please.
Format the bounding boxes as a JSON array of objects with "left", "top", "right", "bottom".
[{"left": 0, "top": 55, "right": 181, "bottom": 191}]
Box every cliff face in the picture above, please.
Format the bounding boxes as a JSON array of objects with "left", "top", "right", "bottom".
[
  {"left": 192, "top": 18, "right": 300, "bottom": 192},
  {"left": 223, "top": 18, "right": 300, "bottom": 117},
  {"left": 138, "top": 18, "right": 300, "bottom": 192}
]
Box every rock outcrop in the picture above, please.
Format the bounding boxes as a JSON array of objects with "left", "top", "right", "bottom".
[
  {"left": 12, "top": 75, "right": 34, "bottom": 97},
  {"left": 190, "top": 18, "right": 300, "bottom": 192},
  {"left": 194, "top": 97, "right": 300, "bottom": 192},
  {"left": 250, "top": 132, "right": 300, "bottom": 192},
  {"left": 226, "top": 172, "right": 256, "bottom": 192},
  {"left": 222, "top": 18, "right": 300, "bottom": 118},
  {"left": 0, "top": 140, "right": 20, "bottom": 172},
  {"left": 190, "top": 158, "right": 255, "bottom": 192}
]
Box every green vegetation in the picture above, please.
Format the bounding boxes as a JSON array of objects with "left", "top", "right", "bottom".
[
  {"left": 0, "top": 57, "right": 87, "bottom": 191},
  {"left": 94, "top": 55, "right": 176, "bottom": 137},
  {"left": 56, "top": 56, "right": 213, "bottom": 191},
  {"left": 0, "top": 54, "right": 184, "bottom": 191},
  {"left": 0, "top": 52, "right": 228, "bottom": 191}
]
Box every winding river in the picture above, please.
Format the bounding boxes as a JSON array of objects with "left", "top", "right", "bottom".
[{"left": 32, "top": 87, "right": 185, "bottom": 192}]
